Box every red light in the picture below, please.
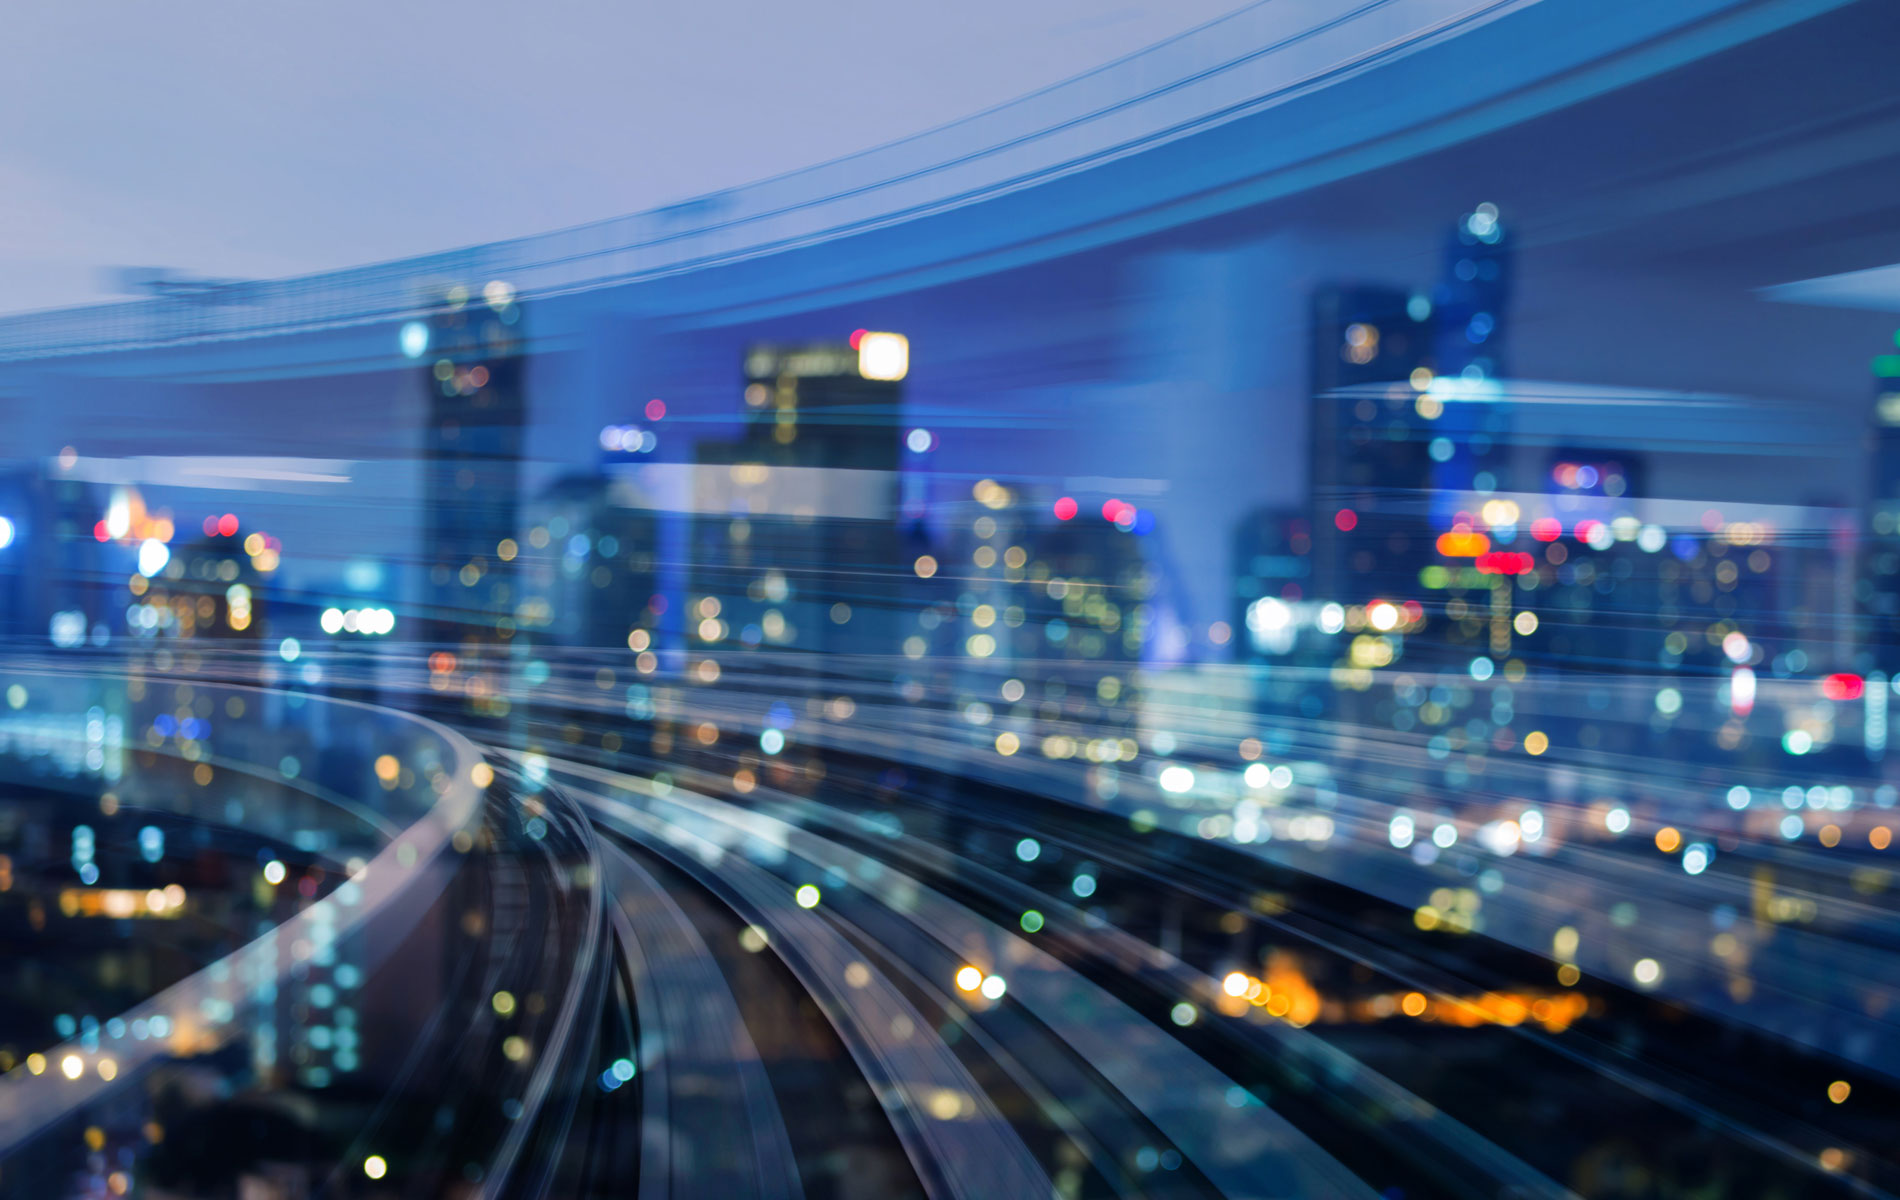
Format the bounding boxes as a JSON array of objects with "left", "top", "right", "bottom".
[
  {"left": 1102, "top": 499, "right": 1131, "bottom": 523},
  {"left": 1823, "top": 673, "right": 1865, "bottom": 701},
  {"left": 1402, "top": 600, "right": 1423, "bottom": 623},
  {"left": 217, "top": 514, "right": 238, "bottom": 537},
  {"left": 849, "top": 329, "right": 867, "bottom": 350},
  {"left": 1335, "top": 508, "right": 1358, "bottom": 532},
  {"left": 93, "top": 520, "right": 109, "bottom": 543},
  {"left": 1530, "top": 518, "right": 1562, "bottom": 542},
  {"left": 1053, "top": 497, "right": 1077, "bottom": 521},
  {"left": 202, "top": 515, "right": 218, "bottom": 537},
  {"left": 645, "top": 398, "right": 666, "bottom": 421},
  {"left": 1574, "top": 519, "right": 1602, "bottom": 544},
  {"left": 1476, "top": 551, "right": 1535, "bottom": 575}
]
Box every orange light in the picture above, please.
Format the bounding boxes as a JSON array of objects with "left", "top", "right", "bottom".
[{"left": 1436, "top": 531, "right": 1491, "bottom": 557}]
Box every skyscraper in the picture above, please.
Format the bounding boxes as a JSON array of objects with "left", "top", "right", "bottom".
[
  {"left": 685, "top": 339, "right": 906, "bottom": 675},
  {"left": 417, "top": 288, "right": 528, "bottom": 724}
]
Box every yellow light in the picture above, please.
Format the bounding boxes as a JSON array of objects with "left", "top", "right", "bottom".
[
  {"left": 364, "top": 1155, "right": 388, "bottom": 1180},
  {"left": 857, "top": 332, "right": 909, "bottom": 381},
  {"left": 914, "top": 555, "right": 938, "bottom": 579},
  {"left": 25, "top": 1053, "right": 45, "bottom": 1075},
  {"left": 1655, "top": 827, "right": 1681, "bottom": 853},
  {"left": 955, "top": 966, "right": 983, "bottom": 992},
  {"left": 994, "top": 731, "right": 1019, "bottom": 756},
  {"left": 97, "top": 1057, "right": 117, "bottom": 1081},
  {"left": 60, "top": 1054, "right": 83, "bottom": 1080},
  {"left": 1513, "top": 611, "right": 1539, "bottom": 636},
  {"left": 1524, "top": 731, "right": 1549, "bottom": 756},
  {"left": 492, "top": 990, "right": 517, "bottom": 1017},
  {"left": 374, "top": 755, "right": 400, "bottom": 783},
  {"left": 1829, "top": 1080, "right": 1851, "bottom": 1104},
  {"left": 1400, "top": 991, "right": 1428, "bottom": 1017}
]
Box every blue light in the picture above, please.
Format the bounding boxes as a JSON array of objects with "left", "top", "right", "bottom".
[{"left": 399, "top": 321, "right": 429, "bottom": 359}]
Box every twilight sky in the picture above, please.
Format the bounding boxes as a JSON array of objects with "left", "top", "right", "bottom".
[{"left": 2, "top": 0, "right": 1242, "bottom": 314}]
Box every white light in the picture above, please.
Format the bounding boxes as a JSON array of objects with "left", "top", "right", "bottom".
[
  {"left": 1432, "top": 822, "right": 1458, "bottom": 848},
  {"left": 1243, "top": 762, "right": 1269, "bottom": 788},
  {"left": 1246, "top": 597, "right": 1295, "bottom": 655},
  {"left": 1784, "top": 730, "right": 1814, "bottom": 756},
  {"left": 1682, "top": 844, "right": 1711, "bottom": 875},
  {"left": 399, "top": 321, "right": 429, "bottom": 359},
  {"left": 794, "top": 884, "right": 821, "bottom": 909},
  {"left": 105, "top": 491, "right": 131, "bottom": 541},
  {"left": 1158, "top": 765, "right": 1195, "bottom": 794},
  {"left": 1388, "top": 813, "right": 1415, "bottom": 848},
  {"left": 262, "top": 860, "right": 287, "bottom": 885},
  {"left": 137, "top": 538, "right": 170, "bottom": 577},
  {"left": 905, "top": 428, "right": 932, "bottom": 454},
  {"left": 320, "top": 608, "right": 344, "bottom": 635},
  {"left": 1520, "top": 809, "right": 1544, "bottom": 842},
  {"left": 279, "top": 638, "right": 301, "bottom": 662},
  {"left": 857, "top": 332, "right": 909, "bottom": 381},
  {"left": 1726, "top": 786, "right": 1750, "bottom": 810},
  {"left": 1637, "top": 524, "right": 1667, "bottom": 553},
  {"left": 979, "top": 974, "right": 1006, "bottom": 1000},
  {"left": 1632, "top": 958, "right": 1661, "bottom": 987},
  {"left": 483, "top": 280, "right": 515, "bottom": 309},
  {"left": 50, "top": 610, "right": 86, "bottom": 649},
  {"left": 760, "top": 728, "right": 785, "bottom": 755},
  {"left": 341, "top": 609, "right": 360, "bottom": 633},
  {"left": 1469, "top": 656, "right": 1495, "bottom": 681},
  {"left": 1317, "top": 603, "right": 1345, "bottom": 635},
  {"left": 1605, "top": 807, "right": 1630, "bottom": 834},
  {"left": 1655, "top": 688, "right": 1682, "bottom": 716},
  {"left": 1478, "top": 820, "right": 1521, "bottom": 856},
  {"left": 0, "top": 516, "right": 13, "bottom": 549},
  {"left": 1015, "top": 838, "right": 1040, "bottom": 862},
  {"left": 1368, "top": 601, "right": 1399, "bottom": 632}
]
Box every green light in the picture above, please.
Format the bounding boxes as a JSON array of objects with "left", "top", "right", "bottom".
[
  {"left": 1020, "top": 910, "right": 1044, "bottom": 933},
  {"left": 1875, "top": 354, "right": 1900, "bottom": 378},
  {"left": 1419, "top": 565, "right": 1449, "bottom": 589}
]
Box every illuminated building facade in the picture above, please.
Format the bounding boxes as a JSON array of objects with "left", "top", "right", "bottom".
[
  {"left": 914, "top": 485, "right": 1152, "bottom": 772},
  {"left": 418, "top": 289, "right": 528, "bottom": 722},
  {"left": 125, "top": 518, "right": 272, "bottom": 683},
  {"left": 0, "top": 467, "right": 106, "bottom": 649},
  {"left": 684, "top": 341, "right": 905, "bottom": 672}
]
